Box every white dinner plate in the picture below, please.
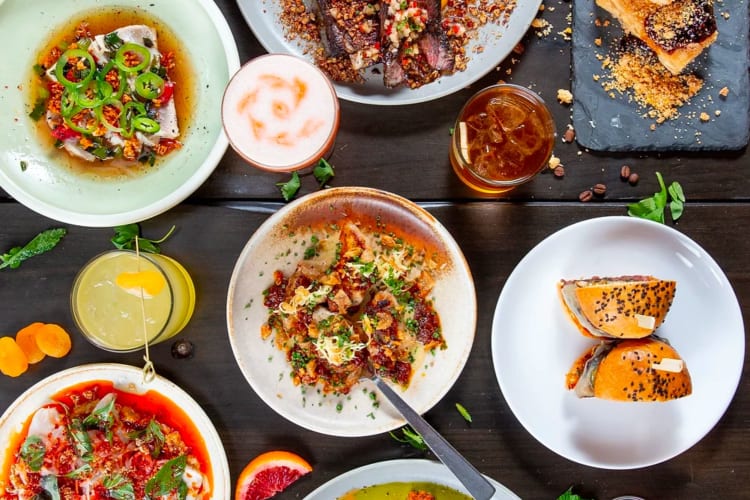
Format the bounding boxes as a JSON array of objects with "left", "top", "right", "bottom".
[
  {"left": 0, "top": 0, "right": 239, "bottom": 226},
  {"left": 227, "top": 187, "right": 476, "bottom": 436},
  {"left": 491, "top": 216, "right": 744, "bottom": 469},
  {"left": 303, "top": 459, "right": 520, "bottom": 499},
  {"left": 236, "top": 0, "right": 543, "bottom": 105},
  {"left": 0, "top": 363, "right": 230, "bottom": 497}
]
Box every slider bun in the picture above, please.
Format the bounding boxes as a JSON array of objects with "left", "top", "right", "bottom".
[
  {"left": 558, "top": 276, "right": 676, "bottom": 339},
  {"left": 596, "top": 338, "right": 692, "bottom": 401},
  {"left": 567, "top": 337, "right": 692, "bottom": 402}
]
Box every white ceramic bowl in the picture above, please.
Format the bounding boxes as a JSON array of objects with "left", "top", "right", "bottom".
[
  {"left": 0, "top": 363, "right": 230, "bottom": 497},
  {"left": 0, "top": 0, "right": 239, "bottom": 226},
  {"left": 227, "top": 187, "right": 477, "bottom": 436}
]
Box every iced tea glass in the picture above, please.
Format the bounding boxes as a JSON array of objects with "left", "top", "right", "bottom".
[{"left": 450, "top": 84, "right": 556, "bottom": 194}]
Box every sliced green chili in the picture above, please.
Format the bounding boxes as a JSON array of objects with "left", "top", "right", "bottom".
[
  {"left": 133, "top": 116, "right": 160, "bottom": 134},
  {"left": 64, "top": 110, "right": 98, "bottom": 134},
  {"left": 134, "top": 72, "right": 164, "bottom": 99},
  {"left": 54, "top": 48, "right": 95, "bottom": 88},
  {"left": 114, "top": 43, "right": 151, "bottom": 73},
  {"left": 96, "top": 98, "right": 124, "bottom": 133}
]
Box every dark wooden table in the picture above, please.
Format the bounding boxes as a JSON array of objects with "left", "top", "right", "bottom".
[{"left": 1, "top": 1, "right": 748, "bottom": 499}]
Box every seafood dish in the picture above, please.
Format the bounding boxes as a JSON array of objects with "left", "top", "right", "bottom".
[
  {"left": 29, "top": 22, "right": 182, "bottom": 165},
  {"left": 1, "top": 381, "right": 212, "bottom": 499}
]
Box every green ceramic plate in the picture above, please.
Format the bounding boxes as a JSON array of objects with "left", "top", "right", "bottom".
[{"left": 0, "top": 0, "right": 239, "bottom": 226}]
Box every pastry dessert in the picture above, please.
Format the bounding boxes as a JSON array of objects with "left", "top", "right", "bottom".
[{"left": 596, "top": 0, "right": 718, "bottom": 74}]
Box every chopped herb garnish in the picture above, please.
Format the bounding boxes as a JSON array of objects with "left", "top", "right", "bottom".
[
  {"left": 455, "top": 403, "right": 472, "bottom": 423},
  {"left": 20, "top": 160, "right": 28, "bottom": 171},
  {"left": 557, "top": 486, "right": 594, "bottom": 500},
  {"left": 103, "top": 473, "right": 136, "bottom": 500},
  {"left": 28, "top": 96, "right": 48, "bottom": 121}
]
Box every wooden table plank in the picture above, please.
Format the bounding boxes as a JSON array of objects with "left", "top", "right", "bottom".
[
  {"left": 2, "top": 1, "right": 748, "bottom": 205},
  {"left": 1, "top": 201, "right": 747, "bottom": 499}
]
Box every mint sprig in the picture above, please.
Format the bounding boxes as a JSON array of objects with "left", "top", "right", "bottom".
[{"left": 627, "top": 172, "right": 685, "bottom": 223}]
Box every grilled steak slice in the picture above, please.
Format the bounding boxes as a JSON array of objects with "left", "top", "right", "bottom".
[
  {"left": 316, "top": 0, "right": 381, "bottom": 70},
  {"left": 380, "top": 0, "right": 454, "bottom": 88}
]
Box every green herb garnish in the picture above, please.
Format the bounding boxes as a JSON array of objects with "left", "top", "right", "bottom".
[
  {"left": 455, "top": 403, "right": 472, "bottom": 423},
  {"left": 0, "top": 228, "right": 66, "bottom": 270},
  {"left": 19, "top": 435, "right": 45, "bottom": 471},
  {"left": 40, "top": 474, "right": 61, "bottom": 500},
  {"left": 20, "top": 160, "right": 28, "bottom": 171},
  {"left": 145, "top": 455, "right": 188, "bottom": 498},
  {"left": 557, "top": 486, "right": 594, "bottom": 500},
  {"left": 277, "top": 171, "right": 301, "bottom": 201},
  {"left": 627, "top": 172, "right": 685, "bottom": 223},
  {"left": 68, "top": 418, "right": 93, "bottom": 461},
  {"left": 128, "top": 419, "right": 165, "bottom": 458},
  {"left": 389, "top": 425, "right": 427, "bottom": 451},
  {"left": 103, "top": 473, "right": 136, "bottom": 500},
  {"left": 82, "top": 393, "right": 116, "bottom": 442},
  {"left": 111, "top": 223, "right": 176, "bottom": 254},
  {"left": 313, "top": 158, "right": 335, "bottom": 187}
]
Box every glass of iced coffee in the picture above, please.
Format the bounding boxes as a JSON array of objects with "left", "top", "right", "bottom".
[{"left": 450, "top": 84, "right": 556, "bottom": 194}]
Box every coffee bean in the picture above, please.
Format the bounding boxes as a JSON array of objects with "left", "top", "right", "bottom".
[
  {"left": 579, "top": 189, "right": 593, "bottom": 202},
  {"left": 171, "top": 339, "right": 194, "bottom": 359},
  {"left": 593, "top": 183, "right": 607, "bottom": 196},
  {"left": 628, "top": 173, "right": 640, "bottom": 185},
  {"left": 553, "top": 165, "right": 565, "bottom": 178},
  {"left": 620, "top": 165, "right": 631, "bottom": 180}
]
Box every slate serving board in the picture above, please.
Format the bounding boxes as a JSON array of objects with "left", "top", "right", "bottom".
[{"left": 571, "top": 0, "right": 749, "bottom": 152}]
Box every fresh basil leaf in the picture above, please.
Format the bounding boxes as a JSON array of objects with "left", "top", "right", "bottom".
[
  {"left": 313, "top": 158, "right": 335, "bottom": 187},
  {"left": 103, "top": 473, "right": 135, "bottom": 500},
  {"left": 20, "top": 435, "right": 46, "bottom": 471},
  {"left": 654, "top": 171, "right": 668, "bottom": 207},
  {"left": 82, "top": 393, "right": 116, "bottom": 439},
  {"left": 670, "top": 200, "right": 684, "bottom": 221},
  {"left": 557, "top": 486, "right": 593, "bottom": 500},
  {"left": 63, "top": 463, "right": 92, "bottom": 479},
  {"left": 0, "top": 228, "right": 66, "bottom": 270},
  {"left": 129, "top": 419, "right": 165, "bottom": 458},
  {"left": 111, "top": 224, "right": 175, "bottom": 254},
  {"left": 68, "top": 418, "right": 93, "bottom": 461},
  {"left": 145, "top": 455, "right": 187, "bottom": 496},
  {"left": 455, "top": 403, "right": 472, "bottom": 423},
  {"left": 277, "top": 172, "right": 301, "bottom": 201},
  {"left": 39, "top": 474, "right": 61, "bottom": 500},
  {"left": 668, "top": 181, "right": 685, "bottom": 203}
]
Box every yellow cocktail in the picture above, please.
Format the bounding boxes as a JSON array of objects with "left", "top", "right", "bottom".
[{"left": 71, "top": 250, "right": 195, "bottom": 352}]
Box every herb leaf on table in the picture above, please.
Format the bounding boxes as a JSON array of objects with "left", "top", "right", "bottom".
[
  {"left": 389, "top": 425, "right": 427, "bottom": 450},
  {"left": 111, "top": 224, "right": 175, "bottom": 254},
  {"left": 277, "top": 172, "right": 301, "bottom": 201},
  {"left": 313, "top": 158, "right": 335, "bottom": 187},
  {"left": 627, "top": 172, "right": 685, "bottom": 223},
  {"left": 0, "top": 227, "right": 66, "bottom": 270}
]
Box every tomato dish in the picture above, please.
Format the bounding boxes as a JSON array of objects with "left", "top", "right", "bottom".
[
  {"left": 0, "top": 381, "right": 212, "bottom": 499},
  {"left": 262, "top": 222, "right": 446, "bottom": 394}
]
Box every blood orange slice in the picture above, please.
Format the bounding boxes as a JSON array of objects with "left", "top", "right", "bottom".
[{"left": 235, "top": 450, "right": 313, "bottom": 500}]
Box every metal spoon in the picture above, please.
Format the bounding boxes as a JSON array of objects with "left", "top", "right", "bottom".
[{"left": 371, "top": 374, "right": 496, "bottom": 500}]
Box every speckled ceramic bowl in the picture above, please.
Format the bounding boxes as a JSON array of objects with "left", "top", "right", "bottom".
[
  {"left": 0, "top": 0, "right": 239, "bottom": 226},
  {"left": 226, "top": 187, "right": 477, "bottom": 436}
]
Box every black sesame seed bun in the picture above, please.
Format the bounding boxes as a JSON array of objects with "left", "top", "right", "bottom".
[
  {"left": 558, "top": 276, "right": 676, "bottom": 339},
  {"left": 567, "top": 337, "right": 692, "bottom": 402}
]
